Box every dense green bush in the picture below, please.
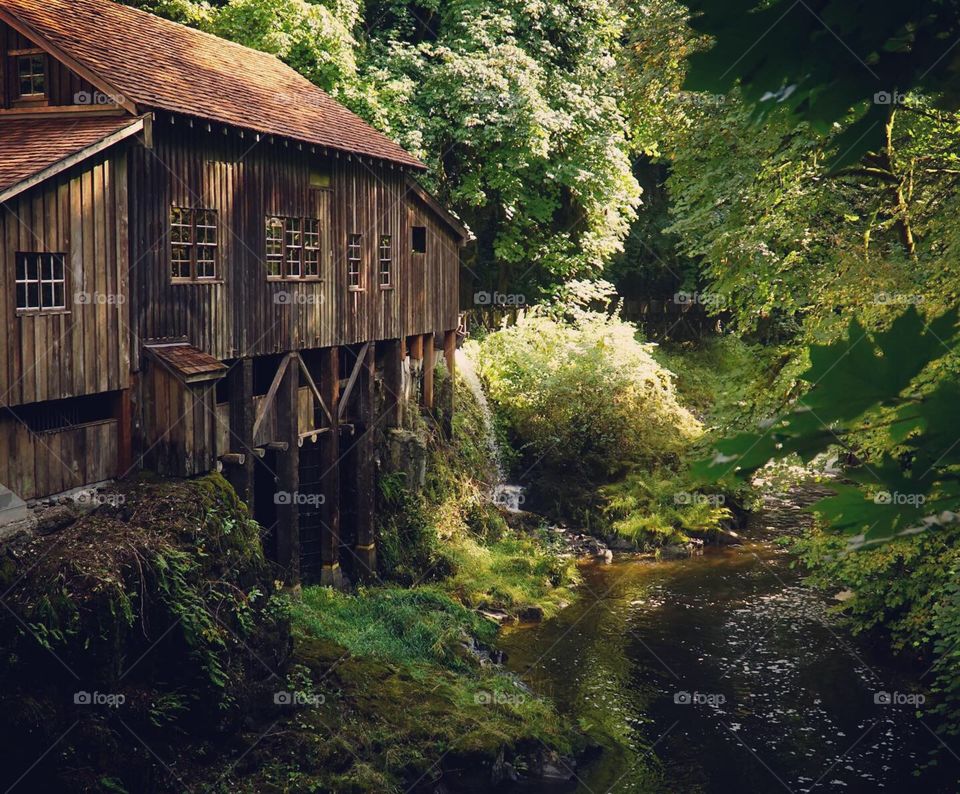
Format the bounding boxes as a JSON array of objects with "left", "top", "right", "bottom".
[{"left": 476, "top": 303, "right": 700, "bottom": 490}]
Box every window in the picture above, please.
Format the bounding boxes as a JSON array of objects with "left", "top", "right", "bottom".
[
  {"left": 347, "top": 234, "right": 362, "bottom": 289},
  {"left": 16, "top": 53, "right": 45, "bottom": 98},
  {"left": 285, "top": 218, "right": 302, "bottom": 278},
  {"left": 195, "top": 209, "right": 218, "bottom": 279},
  {"left": 304, "top": 219, "right": 321, "bottom": 278},
  {"left": 266, "top": 217, "right": 284, "bottom": 278},
  {"left": 309, "top": 168, "right": 332, "bottom": 189},
  {"left": 170, "top": 206, "right": 218, "bottom": 281},
  {"left": 412, "top": 226, "right": 427, "bottom": 254},
  {"left": 16, "top": 252, "right": 66, "bottom": 313},
  {"left": 378, "top": 235, "right": 393, "bottom": 288},
  {"left": 265, "top": 216, "right": 322, "bottom": 280}
]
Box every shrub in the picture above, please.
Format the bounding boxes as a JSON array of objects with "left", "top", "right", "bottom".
[{"left": 476, "top": 300, "right": 700, "bottom": 518}]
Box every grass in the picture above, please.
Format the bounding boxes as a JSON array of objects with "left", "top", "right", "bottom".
[
  {"left": 442, "top": 529, "right": 578, "bottom": 618},
  {"left": 289, "top": 584, "right": 497, "bottom": 671},
  {"left": 199, "top": 584, "right": 580, "bottom": 792}
]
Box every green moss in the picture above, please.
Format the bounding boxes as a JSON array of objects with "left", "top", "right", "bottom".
[{"left": 199, "top": 585, "right": 578, "bottom": 792}]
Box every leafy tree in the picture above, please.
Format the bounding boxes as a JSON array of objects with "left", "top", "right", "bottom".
[
  {"left": 694, "top": 308, "right": 960, "bottom": 548},
  {"left": 682, "top": 0, "right": 960, "bottom": 169},
  {"left": 128, "top": 0, "right": 642, "bottom": 299}
]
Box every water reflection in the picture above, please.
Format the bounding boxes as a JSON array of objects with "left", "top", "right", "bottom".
[{"left": 500, "top": 541, "right": 960, "bottom": 793}]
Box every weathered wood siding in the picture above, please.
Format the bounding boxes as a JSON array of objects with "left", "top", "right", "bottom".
[
  {"left": 0, "top": 413, "right": 118, "bottom": 500},
  {"left": 0, "top": 151, "right": 130, "bottom": 407},
  {"left": 139, "top": 359, "right": 218, "bottom": 477},
  {"left": 128, "top": 119, "right": 460, "bottom": 368}
]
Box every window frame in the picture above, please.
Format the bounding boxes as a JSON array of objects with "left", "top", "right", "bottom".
[
  {"left": 264, "top": 215, "right": 324, "bottom": 281},
  {"left": 347, "top": 233, "right": 363, "bottom": 291},
  {"left": 12, "top": 50, "right": 46, "bottom": 102},
  {"left": 170, "top": 206, "right": 219, "bottom": 283},
  {"left": 378, "top": 234, "right": 393, "bottom": 290},
  {"left": 15, "top": 252, "right": 68, "bottom": 315}
]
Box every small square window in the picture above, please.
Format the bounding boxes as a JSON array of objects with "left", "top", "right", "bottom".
[
  {"left": 16, "top": 54, "right": 45, "bottom": 98},
  {"left": 15, "top": 252, "right": 66, "bottom": 312},
  {"left": 412, "top": 226, "right": 427, "bottom": 254},
  {"left": 170, "top": 206, "right": 218, "bottom": 281}
]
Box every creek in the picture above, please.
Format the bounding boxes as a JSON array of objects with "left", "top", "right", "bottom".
[{"left": 498, "top": 488, "right": 960, "bottom": 793}]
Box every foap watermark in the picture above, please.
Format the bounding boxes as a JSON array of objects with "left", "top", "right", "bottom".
[
  {"left": 663, "top": 89, "right": 729, "bottom": 108},
  {"left": 75, "top": 291, "right": 126, "bottom": 306},
  {"left": 874, "top": 690, "right": 925, "bottom": 707},
  {"left": 474, "top": 291, "right": 526, "bottom": 307},
  {"left": 475, "top": 690, "right": 526, "bottom": 706},
  {"left": 274, "top": 291, "right": 323, "bottom": 306},
  {"left": 873, "top": 491, "right": 925, "bottom": 507},
  {"left": 74, "top": 90, "right": 127, "bottom": 106},
  {"left": 674, "top": 492, "right": 725, "bottom": 507},
  {"left": 874, "top": 291, "right": 924, "bottom": 306},
  {"left": 674, "top": 690, "right": 726, "bottom": 707},
  {"left": 274, "top": 491, "right": 325, "bottom": 507},
  {"left": 873, "top": 90, "right": 907, "bottom": 106},
  {"left": 673, "top": 291, "right": 726, "bottom": 310},
  {"left": 274, "top": 691, "right": 324, "bottom": 706},
  {"left": 74, "top": 690, "right": 126, "bottom": 708},
  {"left": 72, "top": 489, "right": 125, "bottom": 508}
]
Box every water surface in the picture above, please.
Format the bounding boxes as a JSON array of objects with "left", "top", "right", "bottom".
[{"left": 500, "top": 532, "right": 960, "bottom": 792}]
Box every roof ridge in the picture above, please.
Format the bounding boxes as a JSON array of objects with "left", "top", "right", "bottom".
[{"left": 1, "top": 0, "right": 425, "bottom": 168}]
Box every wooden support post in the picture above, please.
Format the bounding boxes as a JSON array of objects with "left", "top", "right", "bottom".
[
  {"left": 443, "top": 330, "right": 457, "bottom": 437},
  {"left": 228, "top": 357, "right": 255, "bottom": 511},
  {"left": 354, "top": 342, "right": 377, "bottom": 578},
  {"left": 422, "top": 333, "right": 435, "bottom": 411},
  {"left": 384, "top": 338, "right": 403, "bottom": 429},
  {"left": 115, "top": 387, "right": 133, "bottom": 477},
  {"left": 320, "top": 346, "right": 341, "bottom": 588},
  {"left": 408, "top": 334, "right": 424, "bottom": 362},
  {"left": 275, "top": 353, "right": 300, "bottom": 586}
]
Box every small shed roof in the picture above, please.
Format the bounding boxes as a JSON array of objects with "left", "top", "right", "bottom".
[{"left": 145, "top": 343, "right": 228, "bottom": 385}]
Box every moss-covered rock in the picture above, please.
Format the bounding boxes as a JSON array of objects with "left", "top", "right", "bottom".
[{"left": 0, "top": 474, "right": 289, "bottom": 793}]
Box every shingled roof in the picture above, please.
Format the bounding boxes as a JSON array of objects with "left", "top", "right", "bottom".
[
  {"left": 0, "top": 0, "right": 425, "bottom": 169},
  {"left": 0, "top": 116, "right": 144, "bottom": 202}
]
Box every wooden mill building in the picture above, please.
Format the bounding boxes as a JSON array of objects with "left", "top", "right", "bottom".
[{"left": 0, "top": 0, "right": 467, "bottom": 583}]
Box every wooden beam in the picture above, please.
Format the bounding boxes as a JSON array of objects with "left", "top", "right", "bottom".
[
  {"left": 298, "top": 428, "right": 331, "bottom": 446},
  {"left": 275, "top": 355, "right": 300, "bottom": 586},
  {"left": 408, "top": 335, "right": 424, "bottom": 362},
  {"left": 338, "top": 342, "right": 370, "bottom": 421},
  {"left": 227, "top": 357, "right": 255, "bottom": 509},
  {"left": 320, "top": 346, "right": 341, "bottom": 588},
  {"left": 354, "top": 342, "right": 377, "bottom": 579},
  {"left": 298, "top": 355, "right": 333, "bottom": 427},
  {"left": 115, "top": 388, "right": 132, "bottom": 476},
  {"left": 252, "top": 353, "right": 291, "bottom": 440},
  {"left": 384, "top": 338, "right": 403, "bottom": 428},
  {"left": 422, "top": 334, "right": 435, "bottom": 410}
]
